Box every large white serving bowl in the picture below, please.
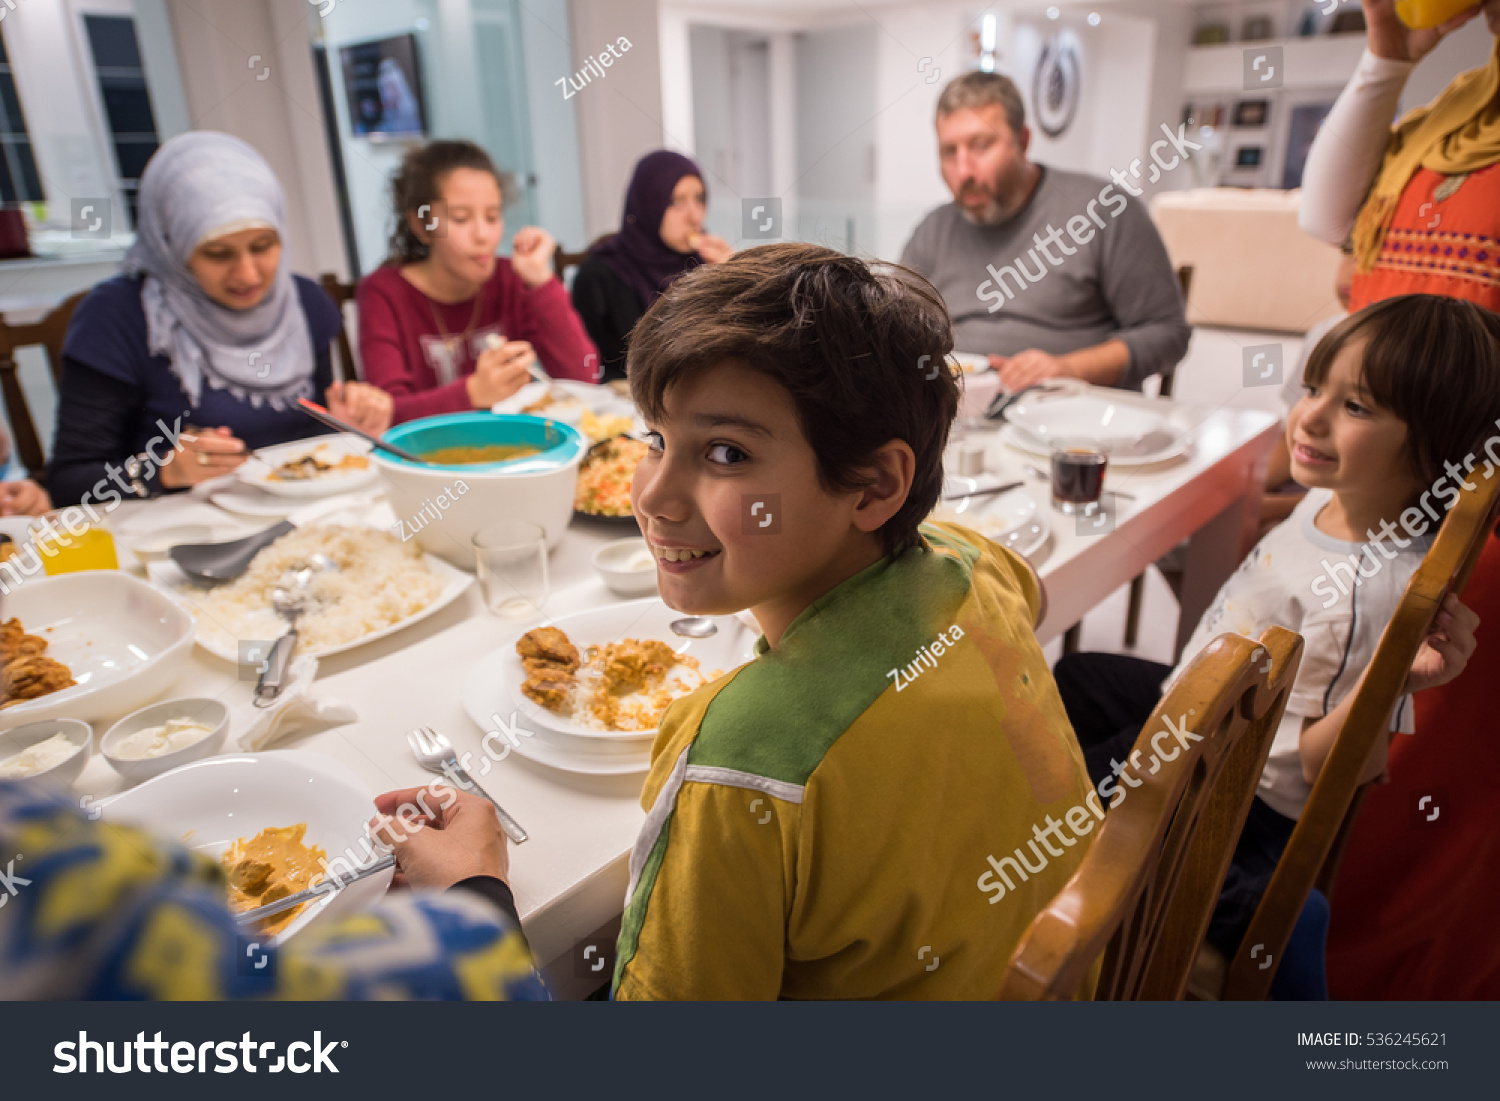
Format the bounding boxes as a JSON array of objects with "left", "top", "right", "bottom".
[
  {"left": 372, "top": 413, "right": 589, "bottom": 566},
  {"left": 0, "top": 571, "right": 194, "bottom": 729},
  {"left": 235, "top": 434, "right": 379, "bottom": 498},
  {"left": 99, "top": 751, "right": 393, "bottom": 945}
]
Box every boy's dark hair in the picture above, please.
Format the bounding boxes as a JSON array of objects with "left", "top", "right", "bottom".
[
  {"left": 386, "top": 140, "right": 517, "bottom": 264},
  {"left": 627, "top": 243, "right": 960, "bottom": 558},
  {"left": 1304, "top": 294, "right": 1500, "bottom": 493}
]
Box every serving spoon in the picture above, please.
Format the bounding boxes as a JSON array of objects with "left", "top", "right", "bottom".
[
  {"left": 254, "top": 553, "right": 338, "bottom": 708},
  {"left": 169, "top": 521, "right": 295, "bottom": 584}
]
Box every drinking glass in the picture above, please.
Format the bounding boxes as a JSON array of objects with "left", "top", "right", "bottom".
[
  {"left": 35, "top": 511, "right": 119, "bottom": 574},
  {"left": 473, "top": 521, "right": 548, "bottom": 618},
  {"left": 1049, "top": 439, "right": 1109, "bottom": 514}
]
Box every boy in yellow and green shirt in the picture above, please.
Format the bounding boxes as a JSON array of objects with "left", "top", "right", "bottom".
[{"left": 615, "top": 244, "right": 1095, "bottom": 999}]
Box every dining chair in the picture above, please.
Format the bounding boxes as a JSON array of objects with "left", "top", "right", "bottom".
[
  {"left": 1000, "top": 625, "right": 1303, "bottom": 1000},
  {"left": 1191, "top": 461, "right": 1500, "bottom": 1001},
  {"left": 0, "top": 292, "right": 86, "bottom": 481},
  {"left": 552, "top": 233, "right": 614, "bottom": 282},
  {"left": 1120, "top": 264, "right": 1196, "bottom": 650},
  {"left": 318, "top": 273, "right": 361, "bottom": 382}
]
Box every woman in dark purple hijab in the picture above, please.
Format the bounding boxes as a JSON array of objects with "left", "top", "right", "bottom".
[{"left": 570, "top": 150, "right": 732, "bottom": 381}]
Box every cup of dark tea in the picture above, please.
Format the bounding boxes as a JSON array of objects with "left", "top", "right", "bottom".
[{"left": 1049, "top": 438, "right": 1109, "bottom": 514}]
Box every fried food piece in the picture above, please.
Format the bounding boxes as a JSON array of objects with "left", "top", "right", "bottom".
[
  {"left": 227, "top": 859, "right": 275, "bottom": 896},
  {"left": 516, "top": 626, "right": 580, "bottom": 672},
  {"left": 1, "top": 654, "right": 77, "bottom": 705},
  {"left": 521, "top": 665, "right": 575, "bottom": 712},
  {"left": 0, "top": 618, "right": 24, "bottom": 664}
]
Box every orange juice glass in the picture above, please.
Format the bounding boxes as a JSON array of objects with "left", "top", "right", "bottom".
[
  {"left": 35, "top": 514, "right": 119, "bottom": 574},
  {"left": 1396, "top": 0, "right": 1479, "bottom": 29}
]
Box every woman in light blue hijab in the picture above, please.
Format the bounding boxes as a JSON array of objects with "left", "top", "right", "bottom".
[{"left": 49, "top": 131, "right": 391, "bottom": 504}]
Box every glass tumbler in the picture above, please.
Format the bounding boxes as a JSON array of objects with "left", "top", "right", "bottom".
[{"left": 473, "top": 520, "right": 549, "bottom": 618}]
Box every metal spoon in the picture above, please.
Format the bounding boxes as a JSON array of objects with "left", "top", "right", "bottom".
[
  {"left": 670, "top": 616, "right": 717, "bottom": 638},
  {"left": 254, "top": 553, "right": 338, "bottom": 707}
]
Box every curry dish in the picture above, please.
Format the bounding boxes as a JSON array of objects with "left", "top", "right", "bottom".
[
  {"left": 222, "top": 824, "right": 327, "bottom": 937},
  {"left": 422, "top": 444, "right": 541, "bottom": 466}
]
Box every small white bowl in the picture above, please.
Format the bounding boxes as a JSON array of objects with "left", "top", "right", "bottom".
[
  {"left": 0, "top": 719, "right": 93, "bottom": 787},
  {"left": 101, "top": 698, "right": 229, "bottom": 783},
  {"left": 119, "top": 524, "right": 212, "bottom": 562},
  {"left": 592, "top": 537, "right": 659, "bottom": 597}
]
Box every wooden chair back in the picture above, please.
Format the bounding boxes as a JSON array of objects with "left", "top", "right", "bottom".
[
  {"left": 319, "top": 273, "right": 360, "bottom": 382},
  {"left": 1155, "top": 265, "right": 1193, "bottom": 400},
  {"left": 0, "top": 293, "right": 86, "bottom": 481},
  {"left": 1216, "top": 464, "right": 1500, "bottom": 1000},
  {"left": 1000, "top": 626, "right": 1304, "bottom": 1000},
  {"left": 553, "top": 233, "right": 615, "bottom": 281}
]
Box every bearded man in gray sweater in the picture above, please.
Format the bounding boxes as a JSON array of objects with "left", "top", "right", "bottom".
[{"left": 900, "top": 72, "right": 1190, "bottom": 392}]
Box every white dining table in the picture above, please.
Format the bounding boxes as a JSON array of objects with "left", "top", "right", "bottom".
[{"left": 70, "top": 392, "right": 1276, "bottom": 999}]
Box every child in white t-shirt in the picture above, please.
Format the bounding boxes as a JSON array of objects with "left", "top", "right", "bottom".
[{"left": 1054, "top": 293, "right": 1497, "bottom": 971}]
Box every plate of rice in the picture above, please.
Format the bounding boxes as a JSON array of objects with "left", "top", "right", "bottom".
[
  {"left": 147, "top": 523, "right": 471, "bottom": 661},
  {"left": 574, "top": 435, "right": 648, "bottom": 521}
]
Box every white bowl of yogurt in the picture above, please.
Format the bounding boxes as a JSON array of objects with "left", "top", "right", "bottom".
[
  {"left": 101, "top": 698, "right": 229, "bottom": 783},
  {"left": 592, "top": 537, "right": 659, "bottom": 597},
  {"left": 0, "top": 719, "right": 92, "bottom": 788}
]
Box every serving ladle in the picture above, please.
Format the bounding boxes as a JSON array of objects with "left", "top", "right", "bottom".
[{"left": 169, "top": 521, "right": 295, "bottom": 584}]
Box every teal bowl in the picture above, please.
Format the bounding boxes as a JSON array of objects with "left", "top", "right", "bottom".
[{"left": 373, "top": 414, "right": 588, "bottom": 563}]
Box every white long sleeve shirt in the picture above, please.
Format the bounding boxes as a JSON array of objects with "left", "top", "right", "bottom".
[{"left": 1298, "top": 50, "right": 1417, "bottom": 245}]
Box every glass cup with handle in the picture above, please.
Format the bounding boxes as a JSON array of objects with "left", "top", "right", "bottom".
[{"left": 472, "top": 520, "right": 549, "bottom": 618}]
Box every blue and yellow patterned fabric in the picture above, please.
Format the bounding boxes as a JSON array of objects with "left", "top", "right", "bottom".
[{"left": 0, "top": 781, "right": 547, "bottom": 1001}]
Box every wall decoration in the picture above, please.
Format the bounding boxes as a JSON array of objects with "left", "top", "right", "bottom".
[
  {"left": 1235, "top": 145, "right": 1265, "bottom": 168},
  {"left": 1233, "top": 99, "right": 1270, "bottom": 127},
  {"left": 1283, "top": 101, "right": 1335, "bottom": 188},
  {"left": 1241, "top": 15, "right": 1276, "bottom": 41},
  {"left": 1032, "top": 34, "right": 1081, "bottom": 138}
]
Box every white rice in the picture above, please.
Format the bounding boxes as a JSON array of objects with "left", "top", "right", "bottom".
[{"left": 190, "top": 525, "right": 443, "bottom": 655}]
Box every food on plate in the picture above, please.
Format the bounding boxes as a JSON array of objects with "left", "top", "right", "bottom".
[
  {"left": 0, "top": 617, "right": 76, "bottom": 708},
  {"left": 579, "top": 409, "right": 635, "bottom": 443},
  {"left": 189, "top": 525, "right": 443, "bottom": 655},
  {"left": 515, "top": 626, "right": 719, "bottom": 731},
  {"left": 574, "top": 436, "right": 648, "bottom": 517},
  {"left": 111, "top": 716, "right": 215, "bottom": 760},
  {"left": 521, "top": 388, "right": 584, "bottom": 418},
  {"left": 0, "top": 731, "right": 82, "bottom": 778},
  {"left": 222, "top": 823, "right": 327, "bottom": 936},
  {"left": 0, "top": 535, "right": 16, "bottom": 563},
  {"left": 422, "top": 444, "right": 542, "bottom": 466},
  {"left": 268, "top": 444, "right": 370, "bottom": 481}
]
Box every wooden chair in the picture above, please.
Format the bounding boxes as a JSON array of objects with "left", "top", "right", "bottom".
[
  {"left": 1118, "top": 264, "right": 1195, "bottom": 651},
  {"left": 552, "top": 233, "right": 614, "bottom": 281},
  {"left": 0, "top": 292, "right": 86, "bottom": 482},
  {"left": 1192, "top": 462, "right": 1500, "bottom": 1000},
  {"left": 318, "top": 273, "right": 360, "bottom": 382},
  {"left": 1001, "top": 625, "right": 1304, "bottom": 999}
]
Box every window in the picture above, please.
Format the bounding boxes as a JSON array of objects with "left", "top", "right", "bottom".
[
  {"left": 0, "top": 30, "right": 42, "bottom": 203},
  {"left": 82, "top": 14, "right": 160, "bottom": 227}
]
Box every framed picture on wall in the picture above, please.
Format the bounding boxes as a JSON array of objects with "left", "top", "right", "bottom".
[
  {"left": 1235, "top": 146, "right": 1264, "bottom": 168},
  {"left": 1233, "top": 99, "right": 1270, "bottom": 128},
  {"left": 340, "top": 33, "right": 428, "bottom": 141},
  {"left": 1283, "top": 101, "right": 1336, "bottom": 188}
]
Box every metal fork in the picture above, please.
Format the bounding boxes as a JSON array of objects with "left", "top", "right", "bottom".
[{"left": 406, "top": 725, "right": 529, "bottom": 843}]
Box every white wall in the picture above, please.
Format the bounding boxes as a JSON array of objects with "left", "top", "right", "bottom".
[{"left": 568, "top": 0, "right": 664, "bottom": 239}]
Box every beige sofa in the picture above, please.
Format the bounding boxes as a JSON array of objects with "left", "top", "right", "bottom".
[{"left": 1150, "top": 188, "right": 1346, "bottom": 334}]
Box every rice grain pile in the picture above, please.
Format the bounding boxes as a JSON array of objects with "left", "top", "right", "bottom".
[{"left": 190, "top": 525, "right": 443, "bottom": 654}]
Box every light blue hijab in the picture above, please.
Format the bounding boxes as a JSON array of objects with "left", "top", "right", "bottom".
[{"left": 123, "top": 131, "right": 314, "bottom": 410}]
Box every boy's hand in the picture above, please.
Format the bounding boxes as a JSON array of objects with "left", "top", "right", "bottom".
[
  {"left": 1404, "top": 593, "right": 1479, "bottom": 694},
  {"left": 373, "top": 787, "right": 510, "bottom": 891}
]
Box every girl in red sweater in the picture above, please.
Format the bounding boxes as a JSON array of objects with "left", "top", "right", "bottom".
[{"left": 358, "top": 141, "right": 600, "bottom": 424}]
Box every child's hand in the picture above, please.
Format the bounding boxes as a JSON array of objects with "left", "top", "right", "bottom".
[{"left": 1403, "top": 593, "right": 1480, "bottom": 695}]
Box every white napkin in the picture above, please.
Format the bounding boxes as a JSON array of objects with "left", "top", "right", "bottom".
[{"left": 232, "top": 655, "right": 358, "bottom": 751}]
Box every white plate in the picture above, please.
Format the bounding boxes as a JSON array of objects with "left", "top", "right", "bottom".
[
  {"left": 98, "top": 751, "right": 392, "bottom": 945},
  {"left": 146, "top": 548, "right": 473, "bottom": 662},
  {"left": 236, "top": 435, "right": 379, "bottom": 499},
  {"left": 0, "top": 572, "right": 194, "bottom": 729},
  {"left": 950, "top": 351, "right": 992, "bottom": 374},
  {"left": 475, "top": 598, "right": 755, "bottom": 745},
  {"left": 493, "top": 379, "right": 636, "bottom": 423},
  {"left": 1002, "top": 393, "right": 1191, "bottom": 466},
  {"left": 209, "top": 484, "right": 302, "bottom": 517},
  {"left": 461, "top": 651, "right": 653, "bottom": 776}
]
